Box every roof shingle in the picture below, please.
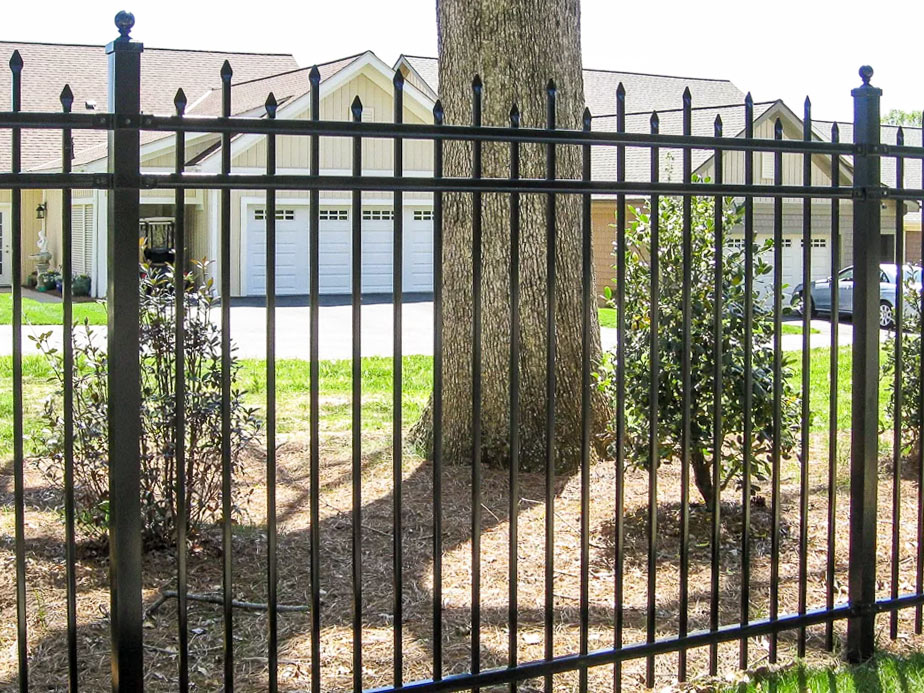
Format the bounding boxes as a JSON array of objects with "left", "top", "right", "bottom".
[{"left": 0, "top": 41, "right": 298, "bottom": 170}]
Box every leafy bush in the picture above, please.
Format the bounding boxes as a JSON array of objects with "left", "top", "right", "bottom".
[
  {"left": 883, "top": 279, "right": 924, "bottom": 461},
  {"left": 34, "top": 260, "right": 261, "bottom": 548},
  {"left": 600, "top": 185, "right": 801, "bottom": 506}
]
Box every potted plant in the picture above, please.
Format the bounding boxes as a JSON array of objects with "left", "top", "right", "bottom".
[
  {"left": 37, "top": 271, "right": 58, "bottom": 292},
  {"left": 73, "top": 274, "right": 91, "bottom": 297}
]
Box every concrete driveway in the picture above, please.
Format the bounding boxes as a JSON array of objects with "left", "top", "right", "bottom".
[
  {"left": 224, "top": 295, "right": 435, "bottom": 359},
  {"left": 0, "top": 295, "right": 437, "bottom": 360},
  {"left": 0, "top": 300, "right": 873, "bottom": 361}
]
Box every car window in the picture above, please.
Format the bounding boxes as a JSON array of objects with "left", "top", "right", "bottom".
[
  {"left": 839, "top": 268, "right": 853, "bottom": 282},
  {"left": 881, "top": 270, "right": 890, "bottom": 283}
]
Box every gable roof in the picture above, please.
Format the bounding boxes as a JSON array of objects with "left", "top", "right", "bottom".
[
  {"left": 0, "top": 40, "right": 298, "bottom": 171},
  {"left": 397, "top": 55, "right": 746, "bottom": 116},
  {"left": 192, "top": 50, "right": 438, "bottom": 172},
  {"left": 187, "top": 53, "right": 362, "bottom": 118},
  {"left": 591, "top": 101, "right": 777, "bottom": 184},
  {"left": 814, "top": 120, "right": 923, "bottom": 192}
]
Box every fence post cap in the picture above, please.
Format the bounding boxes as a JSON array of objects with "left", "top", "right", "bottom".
[
  {"left": 114, "top": 11, "right": 135, "bottom": 40},
  {"left": 852, "top": 65, "right": 881, "bottom": 96}
]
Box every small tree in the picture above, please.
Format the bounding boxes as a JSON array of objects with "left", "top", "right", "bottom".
[
  {"left": 602, "top": 185, "right": 801, "bottom": 505},
  {"left": 883, "top": 276, "right": 924, "bottom": 461},
  {"left": 35, "top": 260, "right": 261, "bottom": 548}
]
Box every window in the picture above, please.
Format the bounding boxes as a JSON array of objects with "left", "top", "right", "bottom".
[
  {"left": 362, "top": 209, "right": 394, "bottom": 221},
  {"left": 761, "top": 151, "right": 775, "bottom": 180},
  {"left": 254, "top": 208, "right": 295, "bottom": 221},
  {"left": 413, "top": 209, "right": 433, "bottom": 222},
  {"left": 782, "top": 239, "right": 793, "bottom": 248},
  {"left": 727, "top": 238, "right": 746, "bottom": 249},
  {"left": 319, "top": 209, "right": 349, "bottom": 221},
  {"left": 838, "top": 268, "right": 853, "bottom": 282},
  {"left": 802, "top": 238, "right": 827, "bottom": 248}
]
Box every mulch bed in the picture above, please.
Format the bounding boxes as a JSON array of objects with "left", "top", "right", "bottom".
[{"left": 2, "top": 428, "right": 924, "bottom": 691}]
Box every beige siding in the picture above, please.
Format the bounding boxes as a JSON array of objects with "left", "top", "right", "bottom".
[
  {"left": 699, "top": 117, "right": 838, "bottom": 191},
  {"left": 399, "top": 65, "right": 432, "bottom": 97},
  {"left": 232, "top": 69, "right": 433, "bottom": 173},
  {"left": 143, "top": 135, "right": 220, "bottom": 169}
]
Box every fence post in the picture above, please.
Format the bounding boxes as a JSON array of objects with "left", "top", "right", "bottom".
[
  {"left": 846, "top": 65, "right": 882, "bottom": 663},
  {"left": 106, "top": 11, "right": 144, "bottom": 689}
]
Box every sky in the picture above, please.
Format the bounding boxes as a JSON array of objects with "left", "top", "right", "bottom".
[{"left": 5, "top": 0, "right": 921, "bottom": 122}]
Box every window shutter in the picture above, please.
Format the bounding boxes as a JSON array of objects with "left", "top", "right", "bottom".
[{"left": 71, "top": 204, "right": 95, "bottom": 276}]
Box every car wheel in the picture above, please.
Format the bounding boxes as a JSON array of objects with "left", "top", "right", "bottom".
[
  {"left": 880, "top": 301, "right": 894, "bottom": 329},
  {"left": 794, "top": 291, "right": 814, "bottom": 318}
]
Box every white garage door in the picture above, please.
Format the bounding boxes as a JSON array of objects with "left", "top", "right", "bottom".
[
  {"left": 246, "top": 206, "right": 309, "bottom": 296},
  {"left": 405, "top": 208, "right": 434, "bottom": 292},
  {"left": 245, "top": 205, "right": 434, "bottom": 296},
  {"left": 361, "top": 209, "right": 394, "bottom": 293},
  {"left": 780, "top": 236, "right": 832, "bottom": 296},
  {"left": 318, "top": 208, "right": 351, "bottom": 293},
  {"left": 732, "top": 234, "right": 831, "bottom": 301}
]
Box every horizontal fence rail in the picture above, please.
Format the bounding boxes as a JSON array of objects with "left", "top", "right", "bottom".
[{"left": 2, "top": 12, "right": 924, "bottom": 693}]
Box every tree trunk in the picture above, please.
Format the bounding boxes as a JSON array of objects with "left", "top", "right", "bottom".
[
  {"left": 411, "top": 0, "right": 609, "bottom": 472},
  {"left": 691, "top": 450, "right": 715, "bottom": 510}
]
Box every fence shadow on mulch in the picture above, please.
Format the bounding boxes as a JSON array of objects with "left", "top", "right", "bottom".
[{"left": 0, "top": 449, "right": 841, "bottom": 690}]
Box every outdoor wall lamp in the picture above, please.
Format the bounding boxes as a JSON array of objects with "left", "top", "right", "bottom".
[{"left": 35, "top": 203, "right": 46, "bottom": 220}]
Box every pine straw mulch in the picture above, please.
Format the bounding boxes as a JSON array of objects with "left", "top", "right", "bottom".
[{"left": 2, "top": 429, "right": 924, "bottom": 692}]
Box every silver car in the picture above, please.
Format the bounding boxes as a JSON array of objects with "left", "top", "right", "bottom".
[{"left": 793, "top": 263, "right": 922, "bottom": 329}]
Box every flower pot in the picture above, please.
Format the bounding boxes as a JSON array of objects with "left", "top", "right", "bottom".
[{"left": 73, "top": 275, "right": 91, "bottom": 297}]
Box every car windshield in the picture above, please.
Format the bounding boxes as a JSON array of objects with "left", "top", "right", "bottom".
[{"left": 904, "top": 266, "right": 923, "bottom": 283}]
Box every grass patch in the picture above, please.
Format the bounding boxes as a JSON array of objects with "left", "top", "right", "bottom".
[
  {"left": 0, "top": 294, "right": 107, "bottom": 326},
  {"left": 598, "top": 307, "right": 616, "bottom": 328},
  {"left": 0, "top": 345, "right": 892, "bottom": 458},
  {"left": 239, "top": 355, "right": 433, "bottom": 433},
  {"left": 782, "top": 322, "right": 821, "bottom": 335},
  {"left": 729, "top": 653, "right": 924, "bottom": 692},
  {"left": 599, "top": 308, "right": 819, "bottom": 336},
  {"left": 787, "top": 345, "right": 891, "bottom": 433}
]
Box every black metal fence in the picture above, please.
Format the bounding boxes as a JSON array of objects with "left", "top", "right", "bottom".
[{"left": 3, "top": 12, "right": 924, "bottom": 693}]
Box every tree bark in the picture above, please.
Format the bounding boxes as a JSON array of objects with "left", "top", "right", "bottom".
[
  {"left": 691, "top": 450, "right": 715, "bottom": 511},
  {"left": 411, "top": 0, "right": 608, "bottom": 472}
]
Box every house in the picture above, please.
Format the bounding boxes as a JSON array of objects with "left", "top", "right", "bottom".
[
  {"left": 398, "top": 56, "right": 919, "bottom": 299},
  {"left": 0, "top": 41, "right": 917, "bottom": 301},
  {"left": 0, "top": 40, "right": 301, "bottom": 297}
]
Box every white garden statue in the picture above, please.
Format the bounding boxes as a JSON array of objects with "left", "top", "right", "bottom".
[{"left": 31, "top": 227, "right": 52, "bottom": 274}]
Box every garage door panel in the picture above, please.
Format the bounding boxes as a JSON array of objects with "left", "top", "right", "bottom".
[
  {"left": 246, "top": 205, "right": 434, "bottom": 296},
  {"left": 245, "top": 206, "right": 310, "bottom": 296},
  {"left": 403, "top": 219, "right": 433, "bottom": 291}
]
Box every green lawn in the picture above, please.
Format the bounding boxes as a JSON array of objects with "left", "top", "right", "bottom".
[
  {"left": 238, "top": 355, "right": 433, "bottom": 433},
  {"left": 597, "top": 307, "right": 819, "bottom": 336},
  {"left": 0, "top": 344, "right": 892, "bottom": 459},
  {"left": 783, "top": 322, "right": 821, "bottom": 336},
  {"left": 0, "top": 294, "right": 108, "bottom": 326},
  {"left": 0, "top": 299, "right": 819, "bottom": 338},
  {"left": 728, "top": 653, "right": 924, "bottom": 692}
]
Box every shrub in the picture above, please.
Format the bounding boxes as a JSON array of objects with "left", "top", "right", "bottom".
[
  {"left": 34, "top": 259, "right": 261, "bottom": 548},
  {"left": 600, "top": 184, "right": 801, "bottom": 506},
  {"left": 883, "top": 276, "right": 924, "bottom": 461}
]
